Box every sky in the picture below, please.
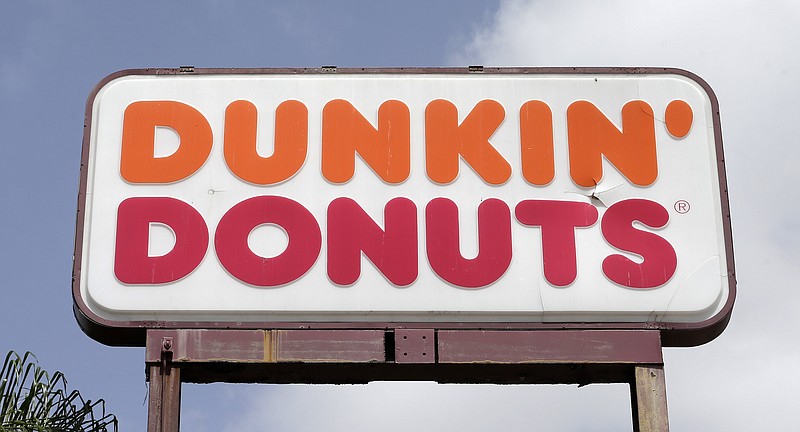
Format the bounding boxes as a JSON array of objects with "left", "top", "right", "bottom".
[{"left": 0, "top": 0, "right": 797, "bottom": 430}]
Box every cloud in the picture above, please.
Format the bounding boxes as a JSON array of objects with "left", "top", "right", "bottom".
[
  {"left": 181, "top": 2, "right": 800, "bottom": 430},
  {"left": 449, "top": 0, "right": 800, "bottom": 227},
  {"left": 451, "top": 0, "right": 800, "bottom": 430},
  {"left": 452, "top": 0, "right": 795, "bottom": 69}
]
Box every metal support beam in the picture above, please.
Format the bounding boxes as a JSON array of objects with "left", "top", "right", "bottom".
[
  {"left": 143, "top": 328, "right": 671, "bottom": 430},
  {"left": 631, "top": 365, "right": 669, "bottom": 432},
  {"left": 147, "top": 336, "right": 182, "bottom": 432}
]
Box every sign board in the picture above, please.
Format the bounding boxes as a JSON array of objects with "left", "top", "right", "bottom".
[{"left": 73, "top": 67, "right": 735, "bottom": 346}]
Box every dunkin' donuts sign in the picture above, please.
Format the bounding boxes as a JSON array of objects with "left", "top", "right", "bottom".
[{"left": 74, "top": 68, "right": 734, "bottom": 340}]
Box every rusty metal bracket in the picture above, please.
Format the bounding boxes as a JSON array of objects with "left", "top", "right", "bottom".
[
  {"left": 394, "top": 329, "right": 435, "bottom": 363},
  {"left": 160, "top": 337, "right": 173, "bottom": 375}
]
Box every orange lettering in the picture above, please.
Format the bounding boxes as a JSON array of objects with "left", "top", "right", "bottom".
[
  {"left": 567, "top": 100, "right": 657, "bottom": 187},
  {"left": 224, "top": 100, "right": 308, "bottom": 185},
  {"left": 520, "top": 100, "right": 555, "bottom": 186},
  {"left": 120, "top": 101, "right": 212, "bottom": 183},
  {"left": 322, "top": 100, "right": 410, "bottom": 184},
  {"left": 665, "top": 99, "right": 693, "bottom": 138},
  {"left": 425, "top": 99, "right": 511, "bottom": 185}
]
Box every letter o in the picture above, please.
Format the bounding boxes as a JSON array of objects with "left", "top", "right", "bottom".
[{"left": 215, "top": 196, "right": 321, "bottom": 287}]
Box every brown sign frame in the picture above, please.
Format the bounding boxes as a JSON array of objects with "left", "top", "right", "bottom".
[{"left": 73, "top": 66, "right": 736, "bottom": 348}]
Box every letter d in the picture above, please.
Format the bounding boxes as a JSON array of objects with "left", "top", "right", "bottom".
[
  {"left": 114, "top": 197, "right": 208, "bottom": 284},
  {"left": 120, "top": 101, "right": 212, "bottom": 183}
]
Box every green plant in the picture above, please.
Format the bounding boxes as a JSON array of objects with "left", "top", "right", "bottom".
[{"left": 0, "top": 351, "right": 117, "bottom": 432}]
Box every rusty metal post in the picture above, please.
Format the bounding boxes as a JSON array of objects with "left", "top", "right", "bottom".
[
  {"left": 631, "top": 365, "right": 669, "bottom": 432},
  {"left": 147, "top": 336, "right": 181, "bottom": 432}
]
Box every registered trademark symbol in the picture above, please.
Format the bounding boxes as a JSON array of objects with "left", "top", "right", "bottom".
[{"left": 674, "top": 200, "right": 690, "bottom": 214}]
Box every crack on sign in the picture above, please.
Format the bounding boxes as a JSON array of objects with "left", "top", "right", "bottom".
[
  {"left": 647, "top": 308, "right": 660, "bottom": 323},
  {"left": 587, "top": 176, "right": 605, "bottom": 207},
  {"left": 640, "top": 102, "right": 663, "bottom": 124},
  {"left": 566, "top": 176, "right": 626, "bottom": 209},
  {"left": 589, "top": 191, "right": 605, "bottom": 208},
  {"left": 659, "top": 254, "right": 720, "bottom": 321},
  {"left": 592, "top": 181, "right": 625, "bottom": 207},
  {"left": 537, "top": 277, "right": 546, "bottom": 321}
]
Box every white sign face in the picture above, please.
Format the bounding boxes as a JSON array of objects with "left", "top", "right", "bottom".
[{"left": 75, "top": 68, "right": 733, "bottom": 328}]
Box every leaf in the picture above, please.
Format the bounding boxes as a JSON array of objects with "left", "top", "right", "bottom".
[{"left": 0, "top": 350, "right": 118, "bottom": 432}]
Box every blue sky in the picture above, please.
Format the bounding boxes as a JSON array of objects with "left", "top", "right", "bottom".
[{"left": 2, "top": 1, "right": 798, "bottom": 430}]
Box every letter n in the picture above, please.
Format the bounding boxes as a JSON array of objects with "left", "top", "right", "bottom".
[
  {"left": 327, "top": 198, "right": 417, "bottom": 286},
  {"left": 567, "top": 100, "right": 657, "bottom": 187},
  {"left": 322, "top": 100, "right": 410, "bottom": 183}
]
